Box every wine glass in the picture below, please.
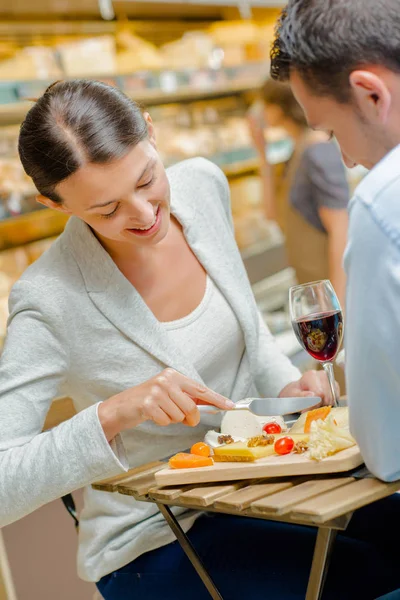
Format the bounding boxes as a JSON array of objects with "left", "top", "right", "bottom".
[{"left": 289, "top": 280, "right": 343, "bottom": 407}]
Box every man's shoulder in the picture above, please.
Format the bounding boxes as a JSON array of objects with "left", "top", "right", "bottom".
[
  {"left": 352, "top": 145, "right": 400, "bottom": 221},
  {"left": 351, "top": 173, "right": 400, "bottom": 251}
]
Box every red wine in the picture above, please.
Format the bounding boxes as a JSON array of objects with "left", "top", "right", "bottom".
[{"left": 292, "top": 310, "right": 343, "bottom": 362}]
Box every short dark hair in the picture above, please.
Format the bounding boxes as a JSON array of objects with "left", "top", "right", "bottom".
[
  {"left": 271, "top": 0, "right": 400, "bottom": 102},
  {"left": 18, "top": 80, "right": 148, "bottom": 202}
]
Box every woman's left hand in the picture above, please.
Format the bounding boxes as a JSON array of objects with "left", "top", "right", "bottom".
[{"left": 279, "top": 370, "right": 339, "bottom": 408}]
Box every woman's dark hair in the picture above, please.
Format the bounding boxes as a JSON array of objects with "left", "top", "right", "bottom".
[
  {"left": 261, "top": 78, "right": 306, "bottom": 127},
  {"left": 271, "top": 0, "right": 400, "bottom": 103},
  {"left": 18, "top": 79, "right": 148, "bottom": 202}
]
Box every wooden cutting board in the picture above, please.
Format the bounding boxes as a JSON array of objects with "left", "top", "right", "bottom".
[{"left": 155, "top": 445, "right": 363, "bottom": 486}]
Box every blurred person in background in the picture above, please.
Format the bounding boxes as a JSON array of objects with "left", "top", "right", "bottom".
[{"left": 247, "top": 79, "right": 349, "bottom": 309}]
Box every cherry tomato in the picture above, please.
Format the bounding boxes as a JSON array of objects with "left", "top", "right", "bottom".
[
  {"left": 274, "top": 436, "right": 295, "bottom": 455},
  {"left": 263, "top": 422, "right": 282, "bottom": 435},
  {"left": 190, "top": 442, "right": 211, "bottom": 457}
]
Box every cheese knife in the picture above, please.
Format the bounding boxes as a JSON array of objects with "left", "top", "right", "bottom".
[{"left": 198, "top": 396, "right": 318, "bottom": 418}]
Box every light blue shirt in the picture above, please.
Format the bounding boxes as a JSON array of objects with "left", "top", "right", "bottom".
[{"left": 345, "top": 143, "right": 400, "bottom": 481}]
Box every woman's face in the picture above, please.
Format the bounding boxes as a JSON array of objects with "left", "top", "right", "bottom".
[{"left": 39, "top": 117, "right": 171, "bottom": 250}]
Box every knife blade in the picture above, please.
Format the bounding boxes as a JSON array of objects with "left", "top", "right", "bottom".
[{"left": 198, "top": 396, "right": 318, "bottom": 417}]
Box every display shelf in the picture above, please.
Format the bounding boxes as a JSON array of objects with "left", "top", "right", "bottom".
[
  {"left": 252, "top": 267, "right": 296, "bottom": 311},
  {"left": 110, "top": 0, "right": 285, "bottom": 20},
  {"left": 242, "top": 238, "right": 288, "bottom": 285},
  {"left": 0, "top": 209, "right": 68, "bottom": 251},
  {"left": 127, "top": 79, "right": 264, "bottom": 106},
  {"left": 120, "top": 0, "right": 284, "bottom": 6},
  {"left": 222, "top": 156, "right": 259, "bottom": 177},
  {"left": 0, "top": 101, "right": 33, "bottom": 126},
  {"left": 0, "top": 65, "right": 267, "bottom": 124}
]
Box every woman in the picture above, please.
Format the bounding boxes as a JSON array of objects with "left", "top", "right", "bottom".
[
  {"left": 0, "top": 81, "right": 394, "bottom": 600},
  {"left": 248, "top": 79, "right": 349, "bottom": 308}
]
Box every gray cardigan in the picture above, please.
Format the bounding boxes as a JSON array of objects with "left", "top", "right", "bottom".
[{"left": 0, "top": 158, "right": 300, "bottom": 581}]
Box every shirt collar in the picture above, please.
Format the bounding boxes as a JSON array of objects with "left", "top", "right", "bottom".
[{"left": 352, "top": 143, "right": 400, "bottom": 207}]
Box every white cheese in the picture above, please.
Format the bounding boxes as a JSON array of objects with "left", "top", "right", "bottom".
[{"left": 220, "top": 410, "right": 286, "bottom": 439}]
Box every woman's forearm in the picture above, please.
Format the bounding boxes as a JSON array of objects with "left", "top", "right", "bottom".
[{"left": 0, "top": 405, "right": 126, "bottom": 527}]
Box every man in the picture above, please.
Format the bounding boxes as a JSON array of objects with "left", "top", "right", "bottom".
[{"left": 271, "top": 0, "right": 400, "bottom": 488}]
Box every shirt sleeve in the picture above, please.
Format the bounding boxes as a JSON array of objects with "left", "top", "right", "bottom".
[
  {"left": 345, "top": 201, "right": 400, "bottom": 482},
  {"left": 305, "top": 142, "right": 350, "bottom": 211},
  {"left": 0, "top": 280, "right": 128, "bottom": 527}
]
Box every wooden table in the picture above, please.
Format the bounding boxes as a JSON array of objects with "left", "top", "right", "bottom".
[{"left": 93, "top": 462, "right": 400, "bottom": 600}]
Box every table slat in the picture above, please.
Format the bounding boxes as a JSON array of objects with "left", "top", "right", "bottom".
[
  {"left": 251, "top": 477, "right": 354, "bottom": 516},
  {"left": 92, "top": 462, "right": 163, "bottom": 492},
  {"left": 149, "top": 485, "right": 197, "bottom": 502},
  {"left": 117, "top": 472, "right": 160, "bottom": 499},
  {"left": 214, "top": 480, "right": 294, "bottom": 512},
  {"left": 178, "top": 481, "right": 250, "bottom": 507},
  {"left": 290, "top": 478, "right": 400, "bottom": 523}
]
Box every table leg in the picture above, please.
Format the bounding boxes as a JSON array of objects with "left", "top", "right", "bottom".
[
  {"left": 156, "top": 503, "right": 223, "bottom": 600},
  {"left": 306, "top": 527, "right": 338, "bottom": 600}
]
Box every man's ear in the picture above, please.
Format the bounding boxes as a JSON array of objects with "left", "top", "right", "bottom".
[
  {"left": 349, "top": 69, "right": 391, "bottom": 124},
  {"left": 143, "top": 112, "right": 157, "bottom": 148},
  {"left": 36, "top": 194, "right": 71, "bottom": 214}
]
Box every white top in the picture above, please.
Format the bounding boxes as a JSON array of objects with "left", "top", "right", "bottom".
[
  {"left": 0, "top": 158, "right": 300, "bottom": 582},
  {"left": 345, "top": 143, "right": 400, "bottom": 482},
  {"left": 163, "top": 277, "right": 255, "bottom": 399}
]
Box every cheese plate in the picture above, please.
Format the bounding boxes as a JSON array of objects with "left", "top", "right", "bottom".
[{"left": 155, "top": 445, "right": 363, "bottom": 486}]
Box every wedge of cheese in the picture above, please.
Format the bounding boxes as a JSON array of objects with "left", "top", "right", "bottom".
[
  {"left": 304, "top": 407, "right": 331, "bottom": 433},
  {"left": 308, "top": 414, "right": 356, "bottom": 461},
  {"left": 213, "top": 434, "right": 309, "bottom": 462},
  {"left": 290, "top": 407, "right": 349, "bottom": 434}
]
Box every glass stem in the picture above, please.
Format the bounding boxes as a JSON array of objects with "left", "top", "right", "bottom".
[{"left": 323, "top": 361, "right": 339, "bottom": 407}]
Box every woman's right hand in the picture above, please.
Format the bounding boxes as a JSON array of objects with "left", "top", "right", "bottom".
[{"left": 98, "top": 368, "right": 234, "bottom": 442}]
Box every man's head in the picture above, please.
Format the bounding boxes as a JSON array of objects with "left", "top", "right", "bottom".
[{"left": 271, "top": 0, "right": 400, "bottom": 169}]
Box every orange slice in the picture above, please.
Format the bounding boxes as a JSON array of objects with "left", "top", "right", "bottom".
[
  {"left": 190, "top": 442, "right": 211, "bottom": 457},
  {"left": 169, "top": 452, "right": 214, "bottom": 469},
  {"left": 304, "top": 406, "right": 332, "bottom": 433}
]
